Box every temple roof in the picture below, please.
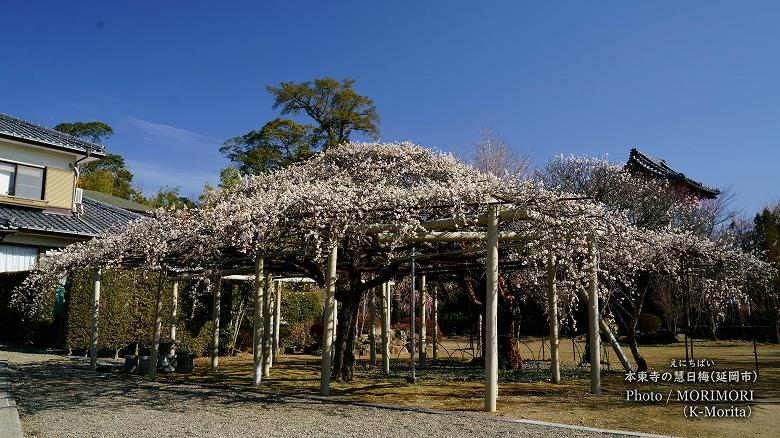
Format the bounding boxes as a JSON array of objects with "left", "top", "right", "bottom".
[{"left": 626, "top": 148, "right": 720, "bottom": 199}]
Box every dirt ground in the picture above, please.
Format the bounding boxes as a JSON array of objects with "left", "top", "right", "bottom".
[{"left": 159, "top": 337, "right": 780, "bottom": 438}]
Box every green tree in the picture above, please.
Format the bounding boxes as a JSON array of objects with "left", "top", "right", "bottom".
[
  {"left": 78, "top": 154, "right": 141, "bottom": 200},
  {"left": 267, "top": 77, "right": 380, "bottom": 150},
  {"left": 752, "top": 204, "right": 780, "bottom": 342},
  {"left": 143, "top": 186, "right": 196, "bottom": 210},
  {"left": 54, "top": 121, "right": 142, "bottom": 201},
  {"left": 220, "top": 118, "right": 318, "bottom": 174},
  {"left": 53, "top": 121, "right": 114, "bottom": 144},
  {"left": 201, "top": 166, "right": 242, "bottom": 204}
]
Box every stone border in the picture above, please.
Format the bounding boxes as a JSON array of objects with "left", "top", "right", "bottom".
[{"left": 0, "top": 355, "right": 23, "bottom": 438}]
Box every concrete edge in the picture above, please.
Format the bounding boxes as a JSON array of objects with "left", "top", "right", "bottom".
[{"left": 0, "top": 355, "right": 24, "bottom": 438}]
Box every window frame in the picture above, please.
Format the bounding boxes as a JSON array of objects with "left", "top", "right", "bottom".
[{"left": 0, "top": 159, "right": 46, "bottom": 200}]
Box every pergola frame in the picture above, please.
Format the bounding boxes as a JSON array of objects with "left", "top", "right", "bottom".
[
  {"left": 31, "top": 143, "right": 764, "bottom": 417},
  {"left": 82, "top": 202, "right": 626, "bottom": 413}
]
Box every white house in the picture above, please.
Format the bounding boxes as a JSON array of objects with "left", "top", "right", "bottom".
[{"left": 0, "top": 113, "right": 148, "bottom": 272}]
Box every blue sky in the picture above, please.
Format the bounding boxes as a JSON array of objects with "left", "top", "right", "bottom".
[{"left": 1, "top": 1, "right": 778, "bottom": 214}]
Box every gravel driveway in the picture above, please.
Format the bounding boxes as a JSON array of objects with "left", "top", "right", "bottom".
[{"left": 5, "top": 349, "right": 634, "bottom": 438}]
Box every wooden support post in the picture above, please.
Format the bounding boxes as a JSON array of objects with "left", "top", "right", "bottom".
[
  {"left": 89, "top": 269, "right": 101, "bottom": 371},
  {"left": 410, "top": 248, "right": 417, "bottom": 382},
  {"left": 273, "top": 281, "right": 282, "bottom": 365},
  {"left": 574, "top": 285, "right": 633, "bottom": 373},
  {"left": 149, "top": 269, "right": 167, "bottom": 380},
  {"left": 419, "top": 275, "right": 427, "bottom": 368},
  {"left": 210, "top": 276, "right": 221, "bottom": 372},
  {"left": 477, "top": 314, "right": 483, "bottom": 357},
  {"left": 252, "top": 258, "right": 264, "bottom": 386},
  {"left": 599, "top": 318, "right": 632, "bottom": 372},
  {"left": 432, "top": 283, "right": 438, "bottom": 361},
  {"left": 588, "top": 234, "right": 601, "bottom": 395},
  {"left": 369, "top": 288, "right": 377, "bottom": 365},
  {"left": 380, "top": 282, "right": 390, "bottom": 374},
  {"left": 262, "top": 272, "right": 273, "bottom": 377},
  {"left": 170, "top": 281, "right": 179, "bottom": 341},
  {"left": 485, "top": 205, "right": 499, "bottom": 412},
  {"left": 332, "top": 300, "right": 338, "bottom": 361},
  {"left": 320, "top": 245, "right": 338, "bottom": 396},
  {"left": 547, "top": 253, "right": 560, "bottom": 384}
]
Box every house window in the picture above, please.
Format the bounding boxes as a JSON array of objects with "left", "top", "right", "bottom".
[{"left": 0, "top": 160, "right": 45, "bottom": 200}]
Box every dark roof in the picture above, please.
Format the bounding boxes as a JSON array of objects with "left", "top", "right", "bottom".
[
  {"left": 0, "top": 113, "right": 106, "bottom": 156},
  {"left": 0, "top": 197, "right": 140, "bottom": 239},
  {"left": 82, "top": 190, "right": 154, "bottom": 214},
  {"left": 626, "top": 148, "right": 720, "bottom": 199}
]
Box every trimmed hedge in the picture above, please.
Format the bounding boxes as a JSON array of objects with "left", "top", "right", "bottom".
[
  {"left": 0, "top": 271, "right": 59, "bottom": 346},
  {"left": 279, "top": 289, "right": 322, "bottom": 349},
  {"left": 66, "top": 269, "right": 163, "bottom": 355}
]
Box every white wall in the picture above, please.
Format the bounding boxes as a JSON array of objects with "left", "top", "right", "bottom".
[
  {"left": 0, "top": 244, "right": 38, "bottom": 272},
  {"left": 0, "top": 139, "right": 78, "bottom": 170}
]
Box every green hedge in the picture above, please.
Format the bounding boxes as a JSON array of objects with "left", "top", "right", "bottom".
[
  {"left": 0, "top": 271, "right": 59, "bottom": 346},
  {"left": 65, "top": 271, "right": 255, "bottom": 357},
  {"left": 281, "top": 289, "right": 322, "bottom": 325},
  {"left": 280, "top": 289, "right": 322, "bottom": 349},
  {"left": 66, "top": 269, "right": 163, "bottom": 355}
]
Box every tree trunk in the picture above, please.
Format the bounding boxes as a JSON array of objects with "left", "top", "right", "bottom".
[
  {"left": 332, "top": 276, "right": 363, "bottom": 381},
  {"left": 498, "top": 277, "right": 522, "bottom": 369},
  {"left": 626, "top": 330, "right": 647, "bottom": 372},
  {"left": 464, "top": 275, "right": 522, "bottom": 369}
]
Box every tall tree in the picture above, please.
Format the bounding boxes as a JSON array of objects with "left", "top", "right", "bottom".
[
  {"left": 472, "top": 128, "right": 532, "bottom": 180},
  {"left": 54, "top": 121, "right": 113, "bottom": 144},
  {"left": 143, "top": 186, "right": 196, "bottom": 210},
  {"left": 54, "top": 121, "right": 142, "bottom": 201},
  {"left": 220, "top": 118, "right": 318, "bottom": 174},
  {"left": 753, "top": 204, "right": 780, "bottom": 342},
  {"left": 267, "top": 77, "right": 379, "bottom": 150}
]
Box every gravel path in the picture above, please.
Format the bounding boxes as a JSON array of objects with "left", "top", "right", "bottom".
[{"left": 5, "top": 349, "right": 632, "bottom": 438}]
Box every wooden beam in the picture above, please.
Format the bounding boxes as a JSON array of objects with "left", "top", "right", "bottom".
[
  {"left": 377, "top": 231, "right": 533, "bottom": 243},
  {"left": 357, "top": 207, "right": 553, "bottom": 234}
]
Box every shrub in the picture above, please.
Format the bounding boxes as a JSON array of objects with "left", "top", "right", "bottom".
[
  {"left": 66, "top": 269, "right": 163, "bottom": 356},
  {"left": 281, "top": 290, "right": 322, "bottom": 325},
  {"left": 637, "top": 313, "right": 663, "bottom": 332}
]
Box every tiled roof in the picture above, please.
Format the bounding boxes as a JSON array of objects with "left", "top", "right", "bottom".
[
  {"left": 627, "top": 148, "right": 720, "bottom": 199},
  {"left": 0, "top": 113, "right": 106, "bottom": 155},
  {"left": 82, "top": 190, "right": 153, "bottom": 214},
  {"left": 0, "top": 196, "right": 140, "bottom": 239}
]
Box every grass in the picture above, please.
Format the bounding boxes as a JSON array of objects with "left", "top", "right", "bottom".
[{"left": 159, "top": 338, "right": 780, "bottom": 438}]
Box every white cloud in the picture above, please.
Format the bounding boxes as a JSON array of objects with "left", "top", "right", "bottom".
[{"left": 121, "top": 116, "right": 222, "bottom": 149}]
